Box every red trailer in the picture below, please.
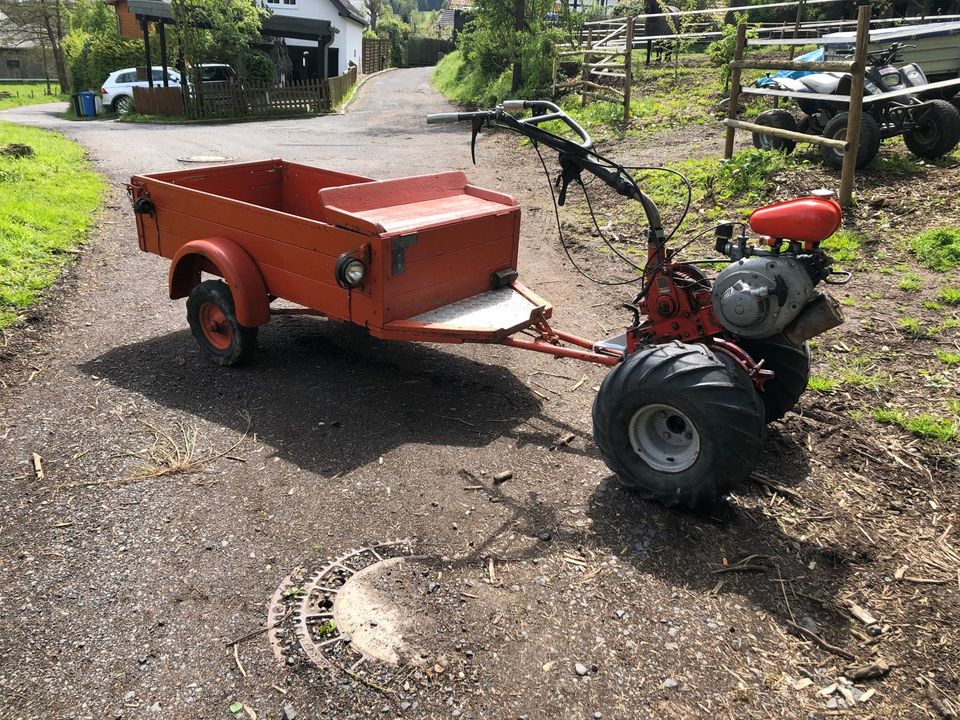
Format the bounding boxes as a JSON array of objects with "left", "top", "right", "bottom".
[{"left": 129, "top": 101, "right": 847, "bottom": 508}]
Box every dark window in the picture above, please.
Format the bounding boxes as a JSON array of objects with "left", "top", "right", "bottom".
[
  {"left": 6, "top": 59, "right": 21, "bottom": 70},
  {"left": 117, "top": 72, "right": 135, "bottom": 83}
]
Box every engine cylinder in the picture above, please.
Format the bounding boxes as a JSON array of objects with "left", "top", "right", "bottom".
[{"left": 711, "top": 256, "right": 815, "bottom": 338}]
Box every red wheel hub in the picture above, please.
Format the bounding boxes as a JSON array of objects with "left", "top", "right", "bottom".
[{"left": 199, "top": 302, "right": 232, "bottom": 350}]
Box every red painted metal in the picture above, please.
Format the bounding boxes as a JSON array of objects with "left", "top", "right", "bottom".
[
  {"left": 710, "top": 337, "right": 775, "bottom": 391},
  {"left": 168, "top": 237, "right": 271, "bottom": 327},
  {"left": 199, "top": 303, "right": 232, "bottom": 350},
  {"left": 749, "top": 195, "right": 843, "bottom": 246},
  {"left": 501, "top": 336, "right": 622, "bottom": 366}
]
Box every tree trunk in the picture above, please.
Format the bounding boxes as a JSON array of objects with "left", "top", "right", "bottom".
[
  {"left": 39, "top": 2, "right": 68, "bottom": 93},
  {"left": 511, "top": 0, "right": 523, "bottom": 92}
]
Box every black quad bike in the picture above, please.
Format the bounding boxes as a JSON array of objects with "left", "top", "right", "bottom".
[
  {"left": 753, "top": 42, "right": 960, "bottom": 168},
  {"left": 428, "top": 101, "right": 848, "bottom": 508}
]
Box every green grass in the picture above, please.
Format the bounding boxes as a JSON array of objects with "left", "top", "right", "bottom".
[
  {"left": 808, "top": 375, "right": 839, "bottom": 393},
  {"left": 0, "top": 83, "right": 67, "bottom": 111},
  {"left": 840, "top": 370, "right": 889, "bottom": 389},
  {"left": 935, "top": 349, "right": 960, "bottom": 366},
  {"left": 873, "top": 408, "right": 957, "bottom": 442},
  {"left": 898, "top": 316, "right": 929, "bottom": 337},
  {"left": 0, "top": 122, "right": 106, "bottom": 328},
  {"left": 898, "top": 272, "right": 921, "bottom": 292},
  {"left": 821, "top": 229, "right": 862, "bottom": 265},
  {"left": 907, "top": 227, "right": 960, "bottom": 271},
  {"left": 939, "top": 286, "right": 960, "bottom": 305}
]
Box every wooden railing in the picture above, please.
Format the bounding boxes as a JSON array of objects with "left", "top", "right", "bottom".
[{"left": 131, "top": 68, "right": 360, "bottom": 119}]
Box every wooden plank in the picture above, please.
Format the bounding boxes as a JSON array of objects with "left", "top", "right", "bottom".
[
  {"left": 731, "top": 59, "right": 856, "bottom": 72},
  {"left": 723, "top": 118, "right": 847, "bottom": 149},
  {"left": 740, "top": 85, "right": 851, "bottom": 104},
  {"left": 839, "top": 3, "right": 871, "bottom": 207}
]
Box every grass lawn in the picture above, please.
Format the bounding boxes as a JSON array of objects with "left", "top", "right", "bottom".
[
  {"left": 0, "top": 83, "right": 67, "bottom": 111},
  {"left": 0, "top": 122, "right": 106, "bottom": 329}
]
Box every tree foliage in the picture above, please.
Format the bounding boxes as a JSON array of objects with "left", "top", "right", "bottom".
[{"left": 170, "top": 0, "right": 268, "bottom": 86}]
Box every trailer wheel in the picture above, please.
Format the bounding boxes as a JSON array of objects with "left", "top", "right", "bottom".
[
  {"left": 904, "top": 99, "right": 960, "bottom": 159},
  {"left": 737, "top": 334, "right": 810, "bottom": 422},
  {"left": 187, "top": 280, "right": 258, "bottom": 367},
  {"left": 821, "top": 112, "right": 881, "bottom": 169},
  {"left": 752, "top": 109, "right": 797, "bottom": 154},
  {"left": 592, "top": 342, "right": 765, "bottom": 509}
]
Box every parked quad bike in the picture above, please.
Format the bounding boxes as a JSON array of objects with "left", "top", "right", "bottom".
[
  {"left": 429, "top": 101, "right": 848, "bottom": 508},
  {"left": 752, "top": 42, "right": 960, "bottom": 168}
]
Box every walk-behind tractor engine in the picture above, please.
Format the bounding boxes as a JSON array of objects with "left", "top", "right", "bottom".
[{"left": 428, "top": 101, "right": 849, "bottom": 508}]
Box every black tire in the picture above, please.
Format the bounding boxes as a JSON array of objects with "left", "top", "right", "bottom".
[
  {"left": 186, "top": 280, "right": 258, "bottom": 367},
  {"left": 903, "top": 99, "right": 960, "bottom": 159},
  {"left": 737, "top": 334, "right": 810, "bottom": 423},
  {"left": 113, "top": 95, "right": 134, "bottom": 115},
  {"left": 752, "top": 109, "right": 798, "bottom": 154},
  {"left": 821, "top": 112, "right": 881, "bottom": 169},
  {"left": 592, "top": 342, "right": 766, "bottom": 509}
]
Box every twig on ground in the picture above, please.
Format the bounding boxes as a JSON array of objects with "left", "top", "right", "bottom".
[
  {"left": 786, "top": 620, "right": 856, "bottom": 661},
  {"left": 225, "top": 610, "right": 292, "bottom": 647}
]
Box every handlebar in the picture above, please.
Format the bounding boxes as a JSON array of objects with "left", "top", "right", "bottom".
[{"left": 426, "top": 99, "right": 592, "bottom": 150}]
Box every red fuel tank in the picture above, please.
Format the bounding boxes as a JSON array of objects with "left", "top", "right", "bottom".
[{"left": 749, "top": 194, "right": 842, "bottom": 245}]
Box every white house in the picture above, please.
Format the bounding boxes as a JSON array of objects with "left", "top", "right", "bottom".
[
  {"left": 119, "top": 0, "right": 367, "bottom": 81},
  {"left": 263, "top": 0, "right": 367, "bottom": 79}
]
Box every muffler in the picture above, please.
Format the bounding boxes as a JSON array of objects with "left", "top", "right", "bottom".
[{"left": 783, "top": 293, "right": 843, "bottom": 345}]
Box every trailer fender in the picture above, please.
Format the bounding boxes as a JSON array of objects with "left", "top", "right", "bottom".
[{"left": 168, "top": 238, "right": 271, "bottom": 327}]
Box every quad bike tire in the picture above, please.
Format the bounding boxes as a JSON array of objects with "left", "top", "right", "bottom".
[
  {"left": 737, "top": 334, "right": 811, "bottom": 423},
  {"left": 592, "top": 341, "right": 766, "bottom": 509},
  {"left": 821, "top": 112, "right": 881, "bottom": 169},
  {"left": 186, "top": 279, "right": 258, "bottom": 367},
  {"left": 903, "top": 99, "right": 960, "bottom": 159},
  {"left": 752, "top": 109, "right": 798, "bottom": 154}
]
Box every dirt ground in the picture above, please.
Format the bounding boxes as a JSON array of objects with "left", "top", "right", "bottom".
[{"left": 1, "top": 69, "right": 958, "bottom": 720}]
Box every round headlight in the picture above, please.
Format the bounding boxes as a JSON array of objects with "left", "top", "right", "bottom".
[{"left": 344, "top": 259, "right": 365, "bottom": 287}]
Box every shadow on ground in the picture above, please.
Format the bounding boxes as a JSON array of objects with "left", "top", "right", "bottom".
[
  {"left": 587, "top": 429, "right": 856, "bottom": 636},
  {"left": 83, "top": 316, "right": 591, "bottom": 477}
]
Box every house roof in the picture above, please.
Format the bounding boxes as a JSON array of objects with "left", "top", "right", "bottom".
[
  {"left": 125, "top": 0, "right": 365, "bottom": 39},
  {"left": 0, "top": 10, "right": 38, "bottom": 48}
]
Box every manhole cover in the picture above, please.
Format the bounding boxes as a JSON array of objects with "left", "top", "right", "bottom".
[
  {"left": 268, "top": 540, "right": 425, "bottom": 668},
  {"left": 176, "top": 155, "right": 235, "bottom": 163}
]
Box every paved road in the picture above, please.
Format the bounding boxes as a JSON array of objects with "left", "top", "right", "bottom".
[{"left": 1, "top": 69, "right": 484, "bottom": 181}]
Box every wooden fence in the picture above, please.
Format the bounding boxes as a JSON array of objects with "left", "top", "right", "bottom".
[
  {"left": 131, "top": 68, "right": 358, "bottom": 119},
  {"left": 326, "top": 65, "right": 359, "bottom": 107},
  {"left": 363, "top": 37, "right": 392, "bottom": 74},
  {"left": 405, "top": 37, "right": 453, "bottom": 67},
  {"left": 132, "top": 86, "right": 184, "bottom": 116}
]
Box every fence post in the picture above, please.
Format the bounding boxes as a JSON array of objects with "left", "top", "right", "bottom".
[
  {"left": 623, "top": 16, "right": 634, "bottom": 124},
  {"left": 723, "top": 23, "right": 748, "bottom": 159},
  {"left": 838, "top": 2, "right": 871, "bottom": 207},
  {"left": 582, "top": 27, "right": 593, "bottom": 106}
]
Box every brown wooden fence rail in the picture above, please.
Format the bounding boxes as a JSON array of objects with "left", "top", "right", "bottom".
[
  {"left": 363, "top": 37, "right": 392, "bottom": 74},
  {"left": 327, "top": 64, "right": 358, "bottom": 107},
  {"left": 133, "top": 68, "right": 359, "bottom": 120}
]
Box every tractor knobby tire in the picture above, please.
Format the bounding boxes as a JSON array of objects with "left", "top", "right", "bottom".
[
  {"left": 592, "top": 341, "right": 766, "bottom": 509},
  {"left": 752, "top": 109, "right": 798, "bottom": 154},
  {"left": 186, "top": 279, "right": 259, "bottom": 367},
  {"left": 904, "top": 99, "right": 960, "bottom": 159},
  {"left": 821, "top": 112, "right": 881, "bottom": 169},
  {"left": 737, "top": 334, "right": 811, "bottom": 422}
]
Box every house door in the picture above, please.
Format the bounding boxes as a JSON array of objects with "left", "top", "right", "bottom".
[{"left": 327, "top": 47, "right": 339, "bottom": 77}]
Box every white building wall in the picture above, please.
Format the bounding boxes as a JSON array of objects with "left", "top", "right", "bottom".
[{"left": 267, "top": 0, "right": 364, "bottom": 75}]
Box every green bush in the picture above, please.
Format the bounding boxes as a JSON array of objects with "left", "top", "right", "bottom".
[
  {"left": 241, "top": 49, "right": 274, "bottom": 83},
  {"left": 65, "top": 30, "right": 148, "bottom": 92}
]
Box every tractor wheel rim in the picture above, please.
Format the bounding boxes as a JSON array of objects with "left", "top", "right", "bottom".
[
  {"left": 628, "top": 403, "right": 700, "bottom": 473},
  {"left": 199, "top": 302, "right": 232, "bottom": 350}
]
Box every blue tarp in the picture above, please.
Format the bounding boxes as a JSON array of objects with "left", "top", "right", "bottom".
[{"left": 755, "top": 48, "right": 824, "bottom": 87}]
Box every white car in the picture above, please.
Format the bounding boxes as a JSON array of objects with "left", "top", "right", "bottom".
[{"left": 100, "top": 67, "right": 182, "bottom": 114}]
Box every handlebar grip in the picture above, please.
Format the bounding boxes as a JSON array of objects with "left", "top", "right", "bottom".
[
  {"left": 426, "top": 113, "right": 464, "bottom": 124},
  {"left": 502, "top": 100, "right": 526, "bottom": 112}
]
